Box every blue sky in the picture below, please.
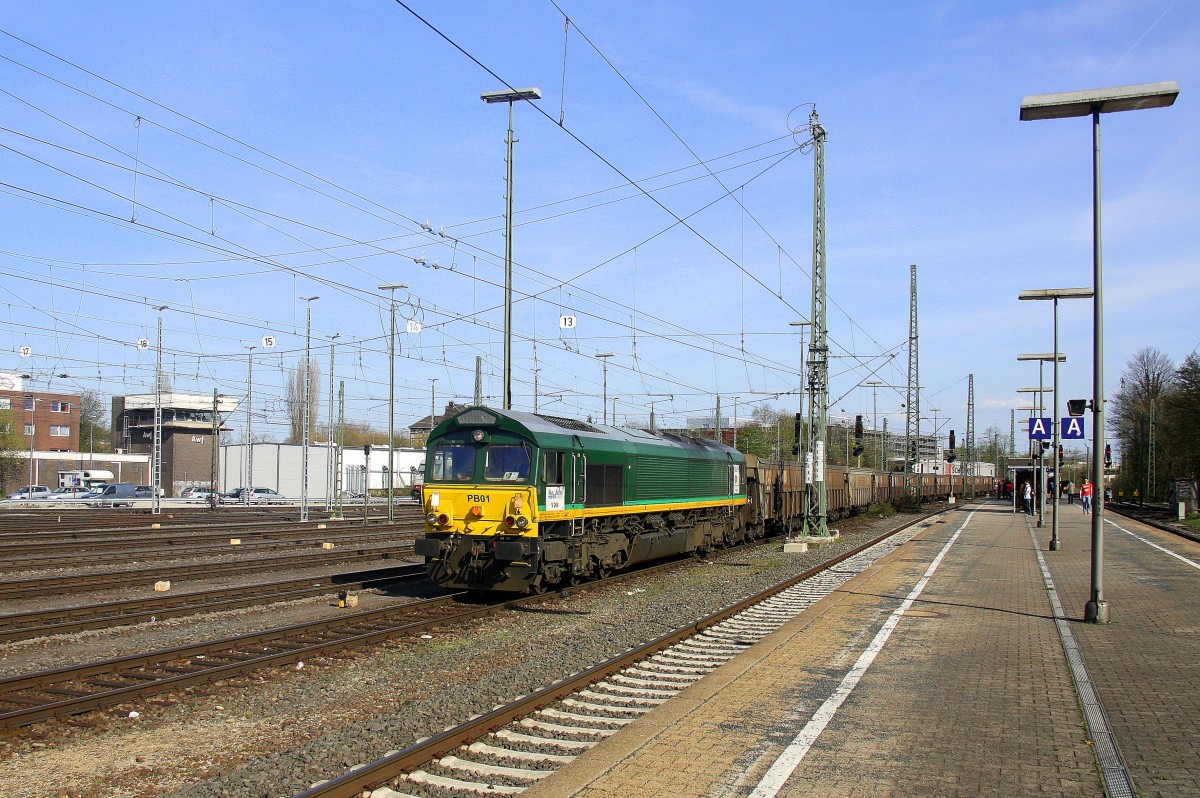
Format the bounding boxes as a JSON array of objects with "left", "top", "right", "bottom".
[{"left": 0, "top": 1, "right": 1195, "bottom": 452}]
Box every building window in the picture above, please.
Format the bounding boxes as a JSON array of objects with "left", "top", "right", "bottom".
[
  {"left": 23, "top": 397, "right": 34, "bottom": 411},
  {"left": 50, "top": 401, "right": 72, "bottom": 413},
  {"left": 50, "top": 425, "right": 70, "bottom": 437},
  {"left": 0, "top": 397, "right": 9, "bottom": 409},
  {"left": 24, "top": 423, "right": 34, "bottom": 436}
]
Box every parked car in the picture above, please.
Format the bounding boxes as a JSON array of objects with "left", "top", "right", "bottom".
[
  {"left": 7, "top": 485, "right": 51, "bottom": 500},
  {"left": 87, "top": 483, "right": 142, "bottom": 507},
  {"left": 180, "top": 486, "right": 214, "bottom": 500},
  {"left": 135, "top": 485, "right": 164, "bottom": 498},
  {"left": 49, "top": 486, "right": 91, "bottom": 500},
  {"left": 220, "top": 487, "right": 287, "bottom": 505}
]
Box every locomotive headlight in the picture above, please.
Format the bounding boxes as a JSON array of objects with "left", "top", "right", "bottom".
[
  {"left": 426, "top": 513, "right": 438, "bottom": 525},
  {"left": 515, "top": 516, "right": 529, "bottom": 529},
  {"left": 471, "top": 429, "right": 487, "bottom": 443}
]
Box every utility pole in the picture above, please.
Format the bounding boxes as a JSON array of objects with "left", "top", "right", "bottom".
[
  {"left": 732, "top": 397, "right": 739, "bottom": 448},
  {"left": 474, "top": 356, "right": 483, "bottom": 406},
  {"left": 244, "top": 345, "right": 255, "bottom": 497},
  {"left": 379, "top": 284, "right": 406, "bottom": 522},
  {"left": 1147, "top": 398, "right": 1156, "bottom": 502},
  {"left": 299, "top": 295, "right": 319, "bottom": 522},
  {"left": 430, "top": 378, "right": 438, "bottom": 437},
  {"left": 967, "top": 373, "right": 976, "bottom": 499},
  {"left": 210, "top": 388, "right": 219, "bottom": 509},
  {"left": 867, "top": 380, "right": 882, "bottom": 470},
  {"left": 906, "top": 264, "right": 920, "bottom": 508},
  {"left": 802, "top": 109, "right": 831, "bottom": 538},
  {"left": 152, "top": 305, "right": 167, "bottom": 515},
  {"left": 333, "top": 380, "right": 345, "bottom": 520},
  {"left": 326, "top": 333, "right": 339, "bottom": 511}
]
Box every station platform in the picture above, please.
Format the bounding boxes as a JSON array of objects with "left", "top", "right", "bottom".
[{"left": 522, "top": 499, "right": 1200, "bottom": 798}]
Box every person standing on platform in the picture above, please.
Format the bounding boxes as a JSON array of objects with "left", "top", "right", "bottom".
[
  {"left": 1022, "top": 481, "right": 1033, "bottom": 515},
  {"left": 1081, "top": 480, "right": 1093, "bottom": 514}
]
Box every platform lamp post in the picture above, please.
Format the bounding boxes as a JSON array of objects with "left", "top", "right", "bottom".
[
  {"left": 1015, "top": 403, "right": 1041, "bottom": 513},
  {"left": 1020, "top": 288, "right": 1093, "bottom": 551},
  {"left": 379, "top": 284, "right": 407, "bottom": 523},
  {"left": 1021, "top": 81, "right": 1179, "bottom": 622},
  {"left": 595, "top": 353, "right": 614, "bottom": 424},
  {"left": 481, "top": 86, "right": 541, "bottom": 410},
  {"left": 1016, "top": 382, "right": 1049, "bottom": 528},
  {"left": 1018, "top": 353, "right": 1066, "bottom": 530}
]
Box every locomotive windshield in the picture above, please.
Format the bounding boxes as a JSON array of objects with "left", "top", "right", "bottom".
[
  {"left": 483, "top": 444, "right": 531, "bottom": 482},
  {"left": 431, "top": 445, "right": 476, "bottom": 482}
]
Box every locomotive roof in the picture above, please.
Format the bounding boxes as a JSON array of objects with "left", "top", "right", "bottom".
[{"left": 435, "top": 405, "right": 743, "bottom": 459}]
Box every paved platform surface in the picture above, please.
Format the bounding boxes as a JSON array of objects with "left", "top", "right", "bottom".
[{"left": 522, "top": 500, "right": 1200, "bottom": 798}]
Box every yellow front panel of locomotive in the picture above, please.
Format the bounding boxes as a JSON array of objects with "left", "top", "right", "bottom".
[{"left": 424, "top": 485, "right": 539, "bottom": 537}]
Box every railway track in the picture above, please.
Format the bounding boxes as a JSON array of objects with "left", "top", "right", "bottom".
[
  {"left": 1106, "top": 502, "right": 1200, "bottom": 543},
  {"left": 0, "top": 507, "right": 951, "bottom": 735},
  {"left": 0, "top": 542, "right": 418, "bottom": 599},
  {"left": 0, "top": 563, "right": 429, "bottom": 643},
  {"left": 0, "top": 528, "right": 420, "bottom": 571},
  {"left": 0, "top": 589, "right": 478, "bottom": 729},
  {"left": 290, "top": 509, "right": 950, "bottom": 798}
]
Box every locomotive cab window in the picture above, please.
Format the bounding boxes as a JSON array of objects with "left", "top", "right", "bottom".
[
  {"left": 543, "top": 450, "right": 565, "bottom": 485},
  {"left": 431, "top": 445, "right": 476, "bottom": 482},
  {"left": 484, "top": 445, "right": 532, "bottom": 482}
]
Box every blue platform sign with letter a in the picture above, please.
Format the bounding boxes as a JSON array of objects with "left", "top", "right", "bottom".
[
  {"left": 1028, "top": 418, "right": 1052, "bottom": 440},
  {"left": 1060, "top": 417, "right": 1086, "bottom": 439}
]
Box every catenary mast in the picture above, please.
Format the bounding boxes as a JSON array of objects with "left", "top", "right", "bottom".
[{"left": 802, "top": 109, "right": 831, "bottom": 538}]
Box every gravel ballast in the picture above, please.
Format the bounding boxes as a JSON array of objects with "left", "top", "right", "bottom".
[{"left": 0, "top": 509, "right": 930, "bottom": 798}]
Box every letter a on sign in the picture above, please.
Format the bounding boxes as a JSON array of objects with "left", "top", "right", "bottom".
[
  {"left": 1060, "top": 417, "right": 1086, "bottom": 440},
  {"left": 1028, "top": 417, "right": 1052, "bottom": 440}
]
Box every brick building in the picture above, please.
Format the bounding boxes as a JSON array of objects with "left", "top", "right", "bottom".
[
  {"left": 0, "top": 379, "right": 81, "bottom": 453},
  {"left": 112, "top": 393, "right": 239, "bottom": 496}
]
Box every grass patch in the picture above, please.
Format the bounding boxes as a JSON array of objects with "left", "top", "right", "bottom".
[{"left": 865, "top": 502, "right": 896, "bottom": 518}]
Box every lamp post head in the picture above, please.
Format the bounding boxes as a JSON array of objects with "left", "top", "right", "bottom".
[
  {"left": 1020, "top": 81, "right": 1179, "bottom": 121},
  {"left": 378, "top": 283, "right": 407, "bottom": 292},
  {"left": 481, "top": 88, "right": 542, "bottom": 104},
  {"left": 595, "top": 352, "right": 614, "bottom": 359},
  {"left": 1017, "top": 353, "right": 1067, "bottom": 362},
  {"left": 1019, "top": 288, "right": 1094, "bottom": 301},
  {"left": 300, "top": 295, "right": 320, "bottom": 302}
]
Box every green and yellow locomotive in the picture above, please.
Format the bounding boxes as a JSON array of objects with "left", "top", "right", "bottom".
[{"left": 412, "top": 406, "right": 749, "bottom": 593}]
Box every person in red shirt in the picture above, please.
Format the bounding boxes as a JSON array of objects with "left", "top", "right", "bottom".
[{"left": 1081, "top": 480, "right": 1093, "bottom": 514}]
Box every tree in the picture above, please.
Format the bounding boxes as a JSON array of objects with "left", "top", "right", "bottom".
[
  {"left": 339, "top": 421, "right": 391, "bottom": 448},
  {"left": 733, "top": 405, "right": 800, "bottom": 460},
  {"left": 0, "top": 407, "right": 26, "bottom": 487},
  {"left": 1160, "top": 353, "right": 1200, "bottom": 480},
  {"left": 1110, "top": 347, "right": 1175, "bottom": 499},
  {"left": 78, "top": 389, "right": 111, "bottom": 453},
  {"left": 285, "top": 357, "right": 322, "bottom": 444}
]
